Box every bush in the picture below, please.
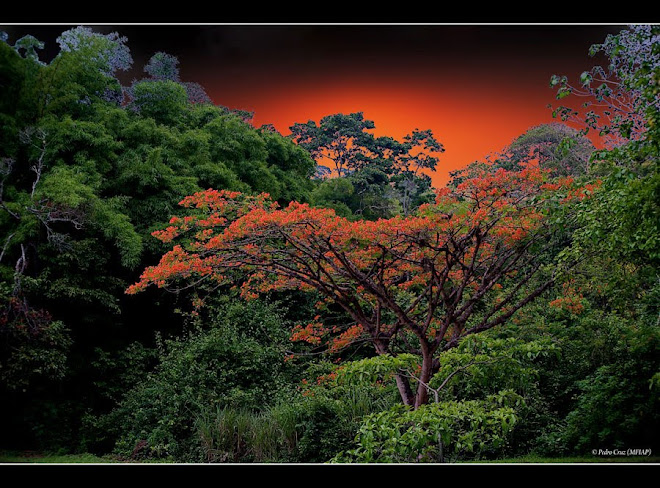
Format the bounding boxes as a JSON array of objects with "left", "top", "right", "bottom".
[
  {"left": 560, "top": 326, "right": 659, "bottom": 453},
  {"left": 100, "top": 298, "right": 293, "bottom": 462},
  {"left": 193, "top": 360, "right": 401, "bottom": 463},
  {"left": 195, "top": 399, "right": 353, "bottom": 463},
  {"left": 333, "top": 390, "right": 522, "bottom": 463}
]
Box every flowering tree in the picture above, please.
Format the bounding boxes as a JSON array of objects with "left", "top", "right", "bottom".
[{"left": 127, "top": 167, "right": 590, "bottom": 407}]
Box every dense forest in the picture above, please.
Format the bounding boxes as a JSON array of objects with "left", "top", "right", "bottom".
[{"left": 0, "top": 25, "right": 657, "bottom": 463}]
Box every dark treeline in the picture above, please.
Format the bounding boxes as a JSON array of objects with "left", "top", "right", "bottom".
[{"left": 0, "top": 25, "right": 657, "bottom": 463}]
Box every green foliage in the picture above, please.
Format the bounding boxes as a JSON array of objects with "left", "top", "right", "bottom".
[
  {"left": 430, "top": 335, "right": 560, "bottom": 402},
  {"left": 0, "top": 316, "right": 71, "bottom": 390},
  {"left": 487, "top": 278, "right": 660, "bottom": 457},
  {"left": 37, "top": 28, "right": 129, "bottom": 116},
  {"left": 571, "top": 162, "right": 659, "bottom": 267},
  {"left": 127, "top": 80, "right": 188, "bottom": 126},
  {"left": 194, "top": 360, "right": 399, "bottom": 463},
  {"left": 0, "top": 25, "right": 317, "bottom": 453},
  {"left": 77, "top": 341, "right": 158, "bottom": 453},
  {"left": 92, "top": 198, "right": 143, "bottom": 269},
  {"left": 548, "top": 25, "right": 659, "bottom": 269},
  {"left": 562, "top": 362, "right": 659, "bottom": 453},
  {"left": 346, "top": 164, "right": 402, "bottom": 219},
  {"left": 0, "top": 284, "right": 72, "bottom": 391},
  {"left": 335, "top": 353, "right": 420, "bottom": 385},
  {"left": 506, "top": 123, "right": 595, "bottom": 176},
  {"left": 291, "top": 112, "right": 442, "bottom": 219},
  {"left": 289, "top": 112, "right": 377, "bottom": 176},
  {"left": 194, "top": 398, "right": 354, "bottom": 463},
  {"left": 100, "top": 299, "right": 292, "bottom": 461},
  {"left": 311, "top": 177, "right": 357, "bottom": 218},
  {"left": 521, "top": 25, "right": 660, "bottom": 457},
  {"left": 325, "top": 335, "right": 560, "bottom": 461},
  {"left": 333, "top": 391, "right": 522, "bottom": 463},
  {"left": 0, "top": 41, "right": 30, "bottom": 132},
  {"left": 552, "top": 312, "right": 659, "bottom": 454}
]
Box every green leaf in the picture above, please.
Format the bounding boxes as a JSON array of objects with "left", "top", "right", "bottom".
[
  {"left": 557, "top": 87, "right": 573, "bottom": 99},
  {"left": 580, "top": 71, "right": 593, "bottom": 86}
]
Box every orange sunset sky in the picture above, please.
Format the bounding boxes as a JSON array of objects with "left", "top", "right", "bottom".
[
  {"left": 206, "top": 75, "right": 565, "bottom": 187},
  {"left": 181, "top": 24, "right": 623, "bottom": 187},
  {"left": 3, "top": 23, "right": 626, "bottom": 187}
]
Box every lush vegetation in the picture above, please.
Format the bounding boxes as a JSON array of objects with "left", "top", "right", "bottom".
[{"left": 0, "top": 25, "right": 657, "bottom": 464}]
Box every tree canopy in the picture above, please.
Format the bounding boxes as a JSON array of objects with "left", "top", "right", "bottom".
[
  {"left": 0, "top": 24, "right": 657, "bottom": 463},
  {"left": 127, "top": 165, "right": 593, "bottom": 407}
]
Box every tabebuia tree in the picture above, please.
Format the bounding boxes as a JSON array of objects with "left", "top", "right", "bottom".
[{"left": 127, "top": 166, "right": 592, "bottom": 408}]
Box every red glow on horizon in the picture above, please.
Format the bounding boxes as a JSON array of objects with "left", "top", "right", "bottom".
[
  {"left": 207, "top": 78, "right": 566, "bottom": 188},
  {"left": 202, "top": 66, "right": 596, "bottom": 188}
]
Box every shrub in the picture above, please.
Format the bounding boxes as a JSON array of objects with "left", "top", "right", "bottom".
[
  {"left": 101, "top": 298, "right": 292, "bottom": 461},
  {"left": 332, "top": 390, "right": 522, "bottom": 463}
]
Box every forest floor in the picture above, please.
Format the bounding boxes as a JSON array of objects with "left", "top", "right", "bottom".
[
  {"left": 1, "top": 451, "right": 658, "bottom": 464},
  {"left": 0, "top": 451, "right": 171, "bottom": 463}
]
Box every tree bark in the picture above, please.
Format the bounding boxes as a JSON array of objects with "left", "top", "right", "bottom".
[
  {"left": 414, "top": 351, "right": 434, "bottom": 408},
  {"left": 395, "top": 373, "right": 415, "bottom": 407}
]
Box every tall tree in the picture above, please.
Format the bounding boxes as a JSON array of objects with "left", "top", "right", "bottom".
[
  {"left": 386, "top": 128, "right": 444, "bottom": 215},
  {"left": 447, "top": 123, "right": 595, "bottom": 188},
  {"left": 550, "top": 24, "right": 659, "bottom": 267},
  {"left": 504, "top": 123, "right": 595, "bottom": 177},
  {"left": 289, "top": 112, "right": 379, "bottom": 177},
  {"left": 127, "top": 167, "right": 592, "bottom": 408},
  {"left": 293, "top": 113, "right": 443, "bottom": 218},
  {"left": 136, "top": 51, "right": 212, "bottom": 105}
]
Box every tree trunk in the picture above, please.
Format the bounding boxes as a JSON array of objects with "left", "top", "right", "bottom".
[
  {"left": 414, "top": 352, "right": 434, "bottom": 409},
  {"left": 395, "top": 373, "right": 415, "bottom": 407},
  {"left": 391, "top": 346, "right": 435, "bottom": 409},
  {"left": 437, "top": 433, "right": 445, "bottom": 463}
]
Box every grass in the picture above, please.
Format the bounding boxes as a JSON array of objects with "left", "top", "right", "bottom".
[
  {"left": 2, "top": 451, "right": 657, "bottom": 464},
  {"left": 466, "top": 455, "right": 660, "bottom": 464},
  {"left": 0, "top": 451, "right": 117, "bottom": 463},
  {"left": 0, "top": 451, "right": 174, "bottom": 463}
]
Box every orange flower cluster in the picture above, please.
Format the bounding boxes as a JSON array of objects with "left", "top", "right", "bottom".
[
  {"left": 315, "top": 371, "right": 338, "bottom": 386},
  {"left": 562, "top": 180, "right": 602, "bottom": 202},
  {"left": 549, "top": 295, "right": 585, "bottom": 314},
  {"left": 126, "top": 167, "right": 586, "bottom": 359},
  {"left": 549, "top": 282, "right": 585, "bottom": 314},
  {"left": 290, "top": 320, "right": 327, "bottom": 345},
  {"left": 327, "top": 324, "right": 365, "bottom": 353}
]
